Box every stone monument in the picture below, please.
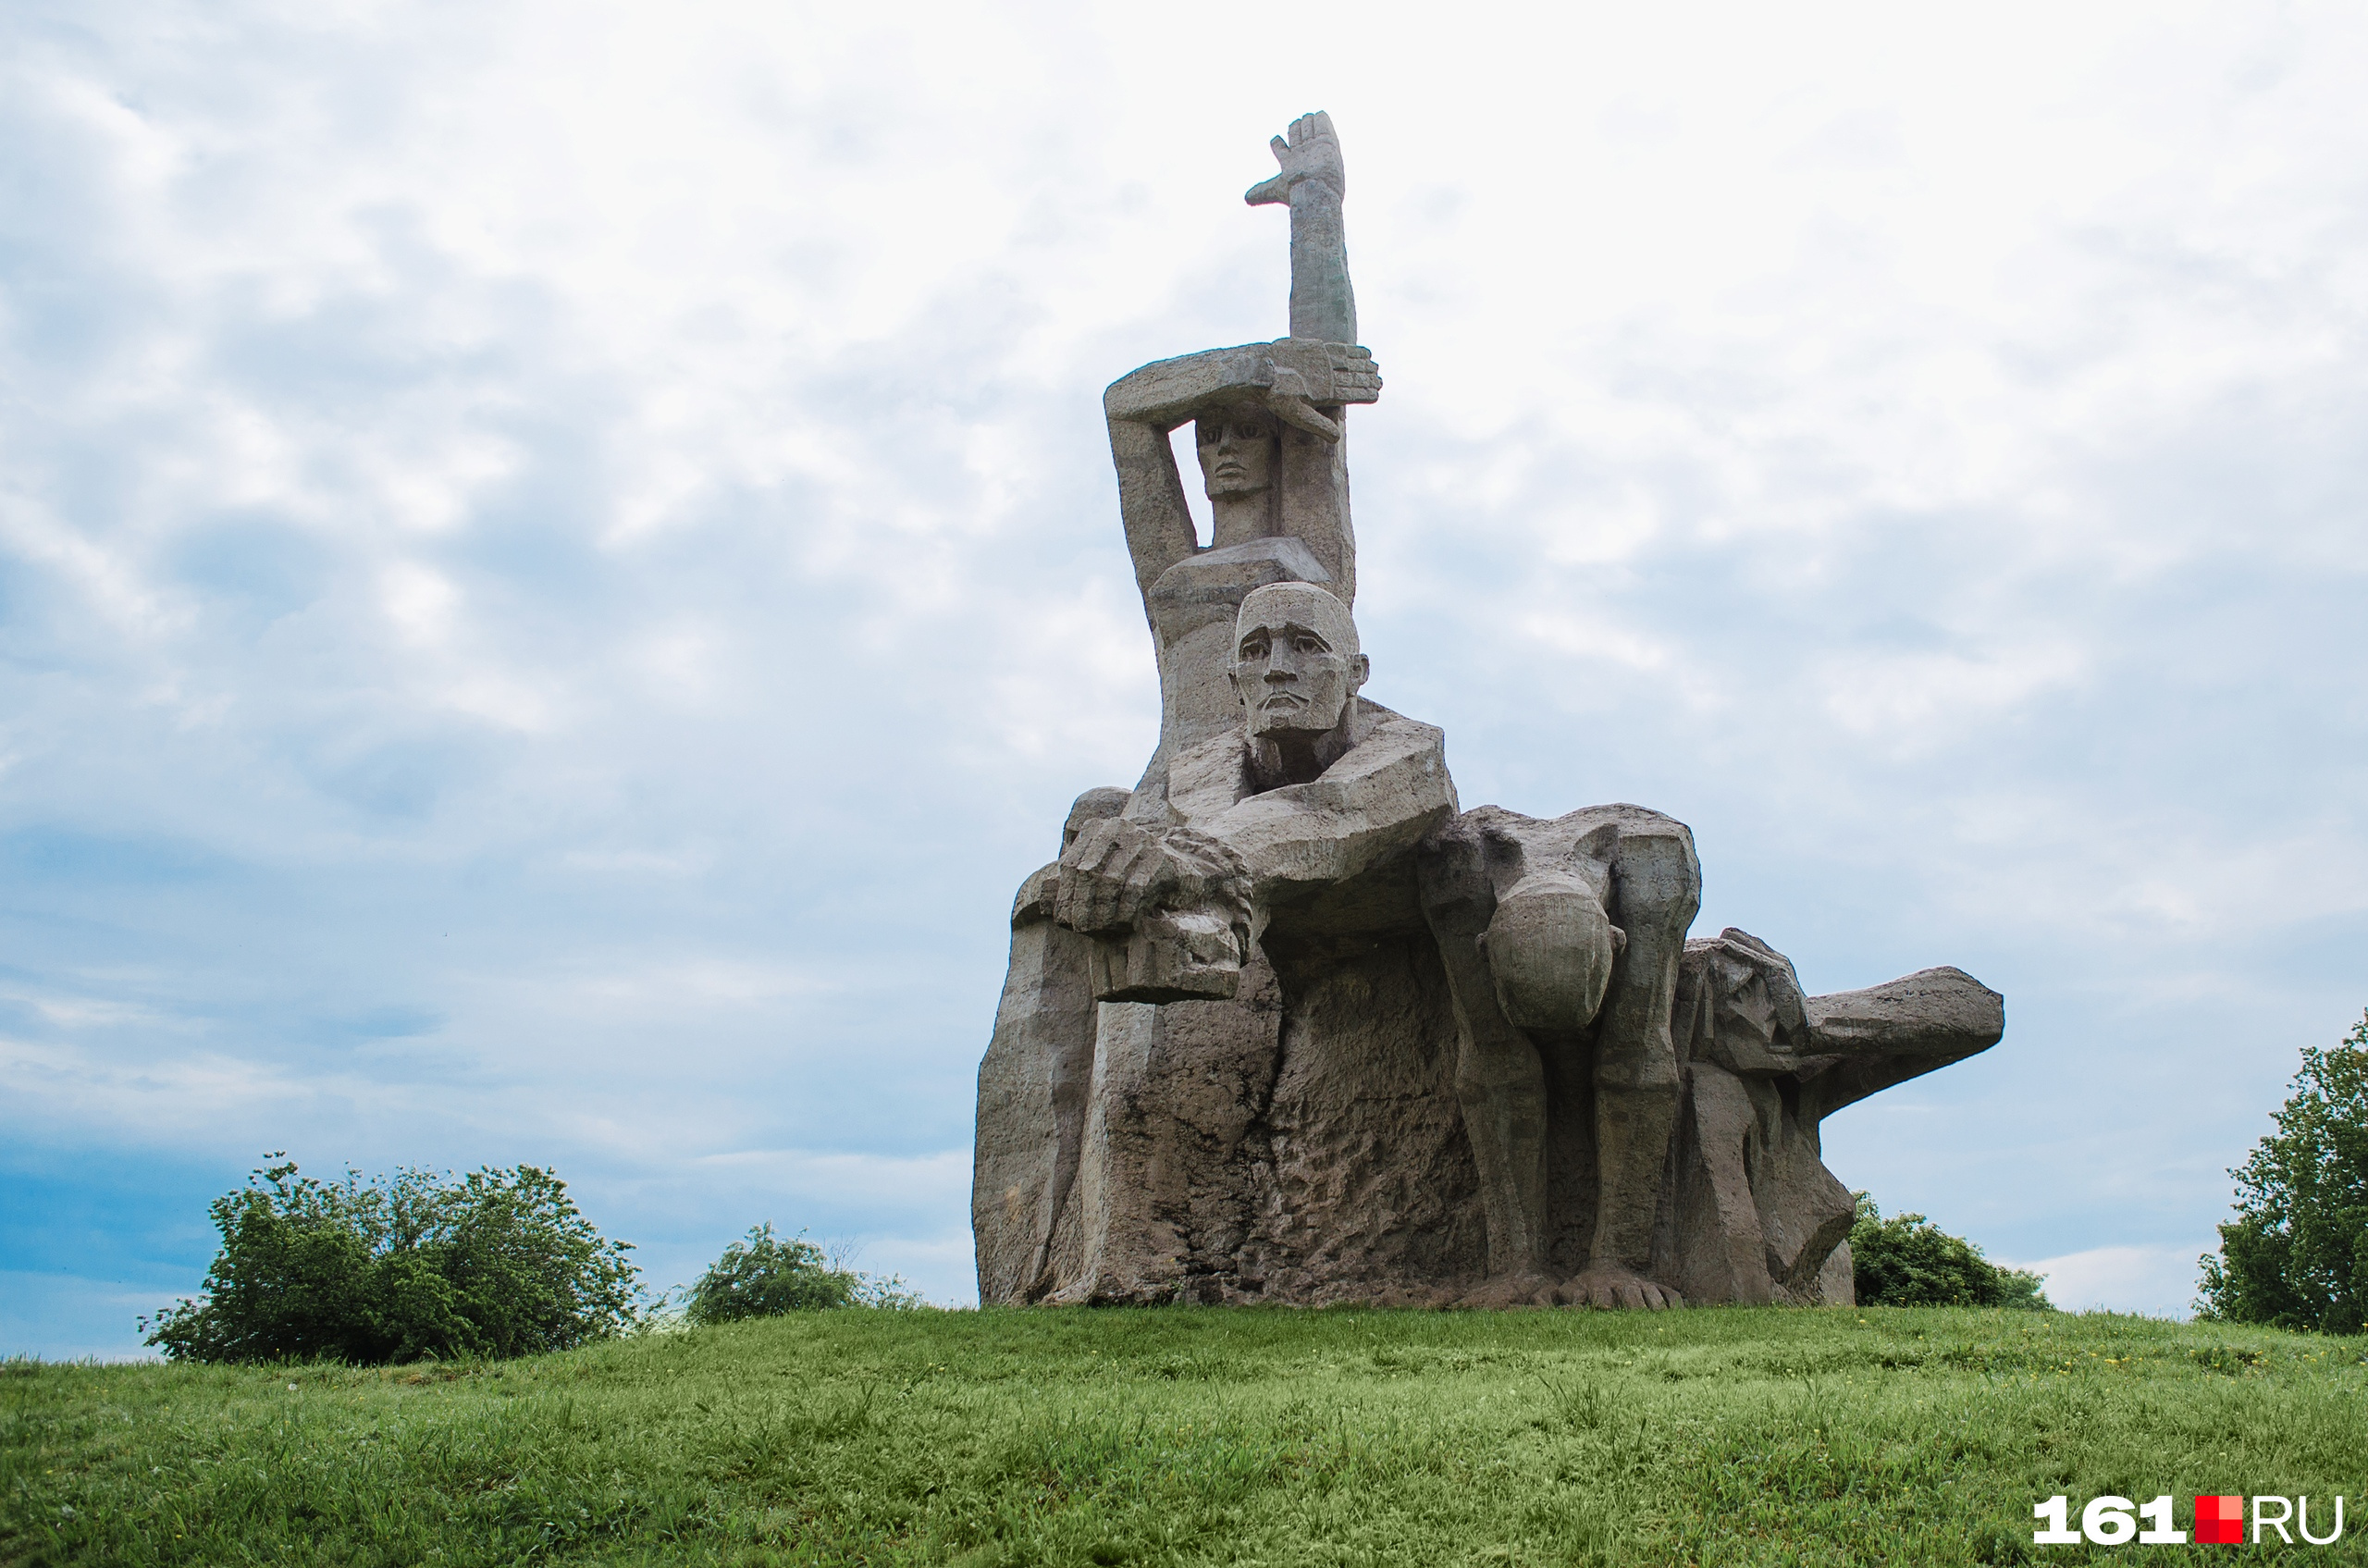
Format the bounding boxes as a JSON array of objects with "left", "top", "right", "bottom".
[{"left": 971, "top": 114, "right": 2004, "bottom": 1309}]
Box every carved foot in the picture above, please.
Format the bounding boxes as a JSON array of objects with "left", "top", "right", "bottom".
[
  {"left": 1560, "top": 1266, "right": 1684, "bottom": 1311},
  {"left": 1455, "top": 1272, "right": 1560, "bottom": 1309}
]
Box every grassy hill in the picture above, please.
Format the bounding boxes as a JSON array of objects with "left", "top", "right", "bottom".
[{"left": 5, "top": 1305, "right": 2363, "bottom": 1565}]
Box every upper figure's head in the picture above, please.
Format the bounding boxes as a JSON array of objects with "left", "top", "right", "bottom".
[
  {"left": 1195, "top": 401, "right": 1280, "bottom": 501},
  {"left": 1229, "top": 582, "right": 1367, "bottom": 741}
]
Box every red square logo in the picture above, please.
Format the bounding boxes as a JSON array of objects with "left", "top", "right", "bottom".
[{"left": 2196, "top": 1495, "right": 2245, "bottom": 1545}]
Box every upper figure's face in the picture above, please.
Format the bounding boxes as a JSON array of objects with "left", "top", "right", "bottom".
[
  {"left": 1196, "top": 407, "right": 1279, "bottom": 499},
  {"left": 1230, "top": 586, "right": 1368, "bottom": 740}
]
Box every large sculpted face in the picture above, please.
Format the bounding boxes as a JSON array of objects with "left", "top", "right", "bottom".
[
  {"left": 1196, "top": 404, "right": 1279, "bottom": 499},
  {"left": 1230, "top": 583, "right": 1368, "bottom": 740}
]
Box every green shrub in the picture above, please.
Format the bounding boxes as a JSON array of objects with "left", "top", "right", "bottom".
[
  {"left": 684, "top": 1224, "right": 858, "bottom": 1323},
  {"left": 2197, "top": 1010, "right": 2368, "bottom": 1333},
  {"left": 1849, "top": 1194, "right": 2052, "bottom": 1309},
  {"left": 142, "top": 1156, "right": 643, "bottom": 1364},
  {"left": 682, "top": 1223, "right": 924, "bottom": 1324}
]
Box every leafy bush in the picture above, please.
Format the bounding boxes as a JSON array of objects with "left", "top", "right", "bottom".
[
  {"left": 1849, "top": 1195, "right": 2052, "bottom": 1309},
  {"left": 684, "top": 1224, "right": 857, "bottom": 1322},
  {"left": 2196, "top": 1010, "right": 2368, "bottom": 1333},
  {"left": 681, "top": 1223, "right": 923, "bottom": 1324},
  {"left": 142, "top": 1156, "right": 643, "bottom": 1364}
]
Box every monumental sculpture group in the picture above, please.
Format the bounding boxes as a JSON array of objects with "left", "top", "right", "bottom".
[{"left": 971, "top": 115, "right": 2004, "bottom": 1310}]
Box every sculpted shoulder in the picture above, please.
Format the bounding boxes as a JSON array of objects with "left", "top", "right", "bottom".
[
  {"left": 1165, "top": 730, "right": 1254, "bottom": 826},
  {"left": 1166, "top": 697, "right": 1452, "bottom": 830},
  {"left": 1338, "top": 699, "right": 1447, "bottom": 776}
]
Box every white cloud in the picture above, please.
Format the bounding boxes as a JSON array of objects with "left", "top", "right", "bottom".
[
  {"left": 2002, "top": 1243, "right": 2215, "bottom": 1320},
  {"left": 1, "top": 0, "right": 2364, "bottom": 1350},
  {"left": 0, "top": 1037, "right": 332, "bottom": 1135}
]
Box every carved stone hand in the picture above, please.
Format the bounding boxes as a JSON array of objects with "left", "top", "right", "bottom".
[
  {"left": 1102, "top": 340, "right": 1377, "bottom": 433},
  {"left": 1265, "top": 340, "right": 1382, "bottom": 406},
  {"left": 1262, "top": 368, "right": 1341, "bottom": 441},
  {"left": 1560, "top": 1265, "right": 1684, "bottom": 1312},
  {"left": 1054, "top": 819, "right": 1250, "bottom": 935},
  {"left": 1054, "top": 817, "right": 1174, "bottom": 933},
  {"left": 1246, "top": 111, "right": 1347, "bottom": 205}
]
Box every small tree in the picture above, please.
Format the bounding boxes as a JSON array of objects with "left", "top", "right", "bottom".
[
  {"left": 2196, "top": 1011, "right": 2368, "bottom": 1334},
  {"left": 1850, "top": 1195, "right": 2053, "bottom": 1309},
  {"left": 143, "top": 1157, "right": 643, "bottom": 1364}
]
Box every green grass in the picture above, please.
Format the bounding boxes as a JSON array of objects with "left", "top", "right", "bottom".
[{"left": 5, "top": 1306, "right": 2364, "bottom": 1565}]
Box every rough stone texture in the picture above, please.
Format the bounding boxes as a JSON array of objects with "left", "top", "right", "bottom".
[
  {"left": 1418, "top": 803, "right": 1700, "bottom": 1304},
  {"left": 980, "top": 840, "right": 1488, "bottom": 1308},
  {"left": 969, "top": 113, "right": 2005, "bottom": 1309},
  {"left": 1664, "top": 931, "right": 2004, "bottom": 1306}
]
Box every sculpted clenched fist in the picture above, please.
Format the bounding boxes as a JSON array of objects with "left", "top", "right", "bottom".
[{"left": 1054, "top": 818, "right": 1251, "bottom": 936}]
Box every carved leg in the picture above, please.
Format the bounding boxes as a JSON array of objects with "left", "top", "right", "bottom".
[
  {"left": 971, "top": 873, "right": 1100, "bottom": 1304},
  {"left": 1030, "top": 923, "right": 1099, "bottom": 1295},
  {"left": 1419, "top": 830, "right": 1550, "bottom": 1281},
  {"left": 1572, "top": 816, "right": 1699, "bottom": 1309}
]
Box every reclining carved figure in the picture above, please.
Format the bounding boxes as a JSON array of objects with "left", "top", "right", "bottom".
[{"left": 1670, "top": 931, "right": 2004, "bottom": 1304}]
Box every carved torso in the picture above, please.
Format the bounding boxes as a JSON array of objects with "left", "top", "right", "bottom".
[{"left": 1142, "top": 536, "right": 1336, "bottom": 768}]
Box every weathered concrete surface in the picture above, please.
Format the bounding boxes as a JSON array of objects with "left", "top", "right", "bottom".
[
  {"left": 1418, "top": 803, "right": 1699, "bottom": 1309},
  {"left": 969, "top": 111, "right": 2006, "bottom": 1310},
  {"left": 968, "top": 654, "right": 2004, "bottom": 1310},
  {"left": 972, "top": 863, "right": 2001, "bottom": 1307},
  {"left": 1664, "top": 932, "right": 2005, "bottom": 1306}
]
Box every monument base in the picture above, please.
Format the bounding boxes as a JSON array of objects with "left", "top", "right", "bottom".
[{"left": 973, "top": 816, "right": 2002, "bottom": 1308}]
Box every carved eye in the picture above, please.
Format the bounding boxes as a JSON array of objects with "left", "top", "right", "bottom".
[{"left": 1294, "top": 635, "right": 1326, "bottom": 654}]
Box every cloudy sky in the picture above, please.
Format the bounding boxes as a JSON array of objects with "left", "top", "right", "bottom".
[{"left": 5, "top": 0, "right": 2364, "bottom": 1355}]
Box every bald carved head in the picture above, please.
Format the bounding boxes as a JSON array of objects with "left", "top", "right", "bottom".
[{"left": 1230, "top": 582, "right": 1368, "bottom": 742}]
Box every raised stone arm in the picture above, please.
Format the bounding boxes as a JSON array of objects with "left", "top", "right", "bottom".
[
  {"left": 1103, "top": 401, "right": 1200, "bottom": 604},
  {"left": 1103, "top": 341, "right": 1381, "bottom": 600},
  {"left": 1104, "top": 341, "right": 1380, "bottom": 433},
  {"left": 1246, "top": 112, "right": 1356, "bottom": 346}
]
